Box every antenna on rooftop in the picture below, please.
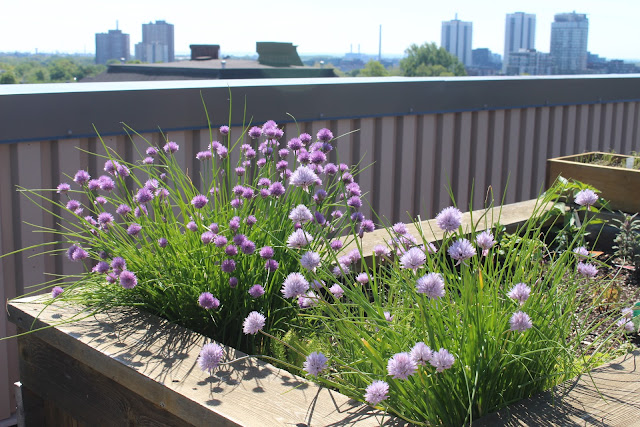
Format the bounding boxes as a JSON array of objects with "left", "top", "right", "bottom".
[
  {"left": 378, "top": 25, "right": 382, "bottom": 61},
  {"left": 116, "top": 20, "right": 119, "bottom": 30},
  {"left": 455, "top": 13, "right": 458, "bottom": 20}
]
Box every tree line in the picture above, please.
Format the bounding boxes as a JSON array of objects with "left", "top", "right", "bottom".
[{"left": 0, "top": 54, "right": 106, "bottom": 84}]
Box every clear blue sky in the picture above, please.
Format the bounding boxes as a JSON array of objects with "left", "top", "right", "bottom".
[{"left": 1, "top": 0, "right": 639, "bottom": 60}]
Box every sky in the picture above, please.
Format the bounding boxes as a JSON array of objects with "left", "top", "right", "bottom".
[{"left": 1, "top": 0, "right": 639, "bottom": 60}]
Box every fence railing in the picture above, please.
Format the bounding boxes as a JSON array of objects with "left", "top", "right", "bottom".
[{"left": 1, "top": 74, "right": 640, "bottom": 420}]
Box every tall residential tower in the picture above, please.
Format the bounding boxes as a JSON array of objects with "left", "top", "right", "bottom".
[
  {"left": 503, "top": 12, "right": 536, "bottom": 72},
  {"left": 550, "top": 12, "right": 589, "bottom": 74},
  {"left": 95, "top": 29, "right": 130, "bottom": 64},
  {"left": 135, "top": 20, "right": 175, "bottom": 63},
  {"left": 441, "top": 16, "right": 473, "bottom": 67}
]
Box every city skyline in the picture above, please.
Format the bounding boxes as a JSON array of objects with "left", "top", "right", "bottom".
[{"left": 1, "top": 0, "right": 639, "bottom": 60}]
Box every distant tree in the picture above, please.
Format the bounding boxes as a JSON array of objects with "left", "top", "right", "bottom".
[
  {"left": 400, "top": 43, "right": 467, "bottom": 77},
  {"left": 360, "top": 60, "right": 389, "bottom": 77},
  {"left": 0, "top": 71, "right": 18, "bottom": 84}
]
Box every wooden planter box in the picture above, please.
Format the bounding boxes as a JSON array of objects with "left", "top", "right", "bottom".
[
  {"left": 7, "top": 297, "right": 394, "bottom": 426},
  {"left": 546, "top": 151, "right": 640, "bottom": 213}
]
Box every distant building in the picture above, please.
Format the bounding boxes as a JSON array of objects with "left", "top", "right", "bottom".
[
  {"left": 441, "top": 17, "right": 473, "bottom": 67},
  {"left": 95, "top": 29, "right": 130, "bottom": 65},
  {"left": 503, "top": 12, "right": 536, "bottom": 72},
  {"left": 256, "top": 42, "right": 303, "bottom": 67},
  {"left": 190, "top": 45, "right": 220, "bottom": 60},
  {"left": 468, "top": 48, "right": 501, "bottom": 75},
  {"left": 505, "top": 49, "right": 553, "bottom": 75},
  {"left": 550, "top": 12, "right": 589, "bottom": 74},
  {"left": 134, "top": 20, "right": 174, "bottom": 63}
]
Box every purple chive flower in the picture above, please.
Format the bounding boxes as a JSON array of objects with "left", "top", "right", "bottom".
[
  {"left": 196, "top": 151, "right": 212, "bottom": 160},
  {"left": 111, "top": 257, "right": 126, "bottom": 272},
  {"left": 243, "top": 311, "right": 266, "bottom": 335},
  {"left": 436, "top": 206, "right": 463, "bottom": 232},
  {"left": 617, "top": 318, "right": 635, "bottom": 333},
  {"left": 56, "top": 182, "right": 71, "bottom": 193},
  {"left": 298, "top": 291, "right": 318, "bottom": 309},
  {"left": 146, "top": 147, "right": 158, "bottom": 156},
  {"left": 127, "top": 223, "right": 142, "bottom": 237},
  {"left": 219, "top": 125, "right": 230, "bottom": 135},
  {"left": 387, "top": 352, "right": 417, "bottom": 380},
  {"left": 384, "top": 311, "right": 394, "bottom": 322},
  {"left": 360, "top": 219, "right": 375, "bottom": 233},
  {"left": 249, "top": 285, "right": 264, "bottom": 298},
  {"left": 158, "top": 237, "right": 168, "bottom": 248},
  {"left": 290, "top": 166, "right": 320, "bottom": 191},
  {"left": 373, "top": 245, "right": 391, "bottom": 257},
  {"left": 577, "top": 262, "right": 598, "bottom": 278},
  {"left": 66, "top": 245, "right": 88, "bottom": 261},
  {"left": 198, "top": 342, "right": 224, "bottom": 374},
  {"left": 94, "top": 196, "right": 107, "bottom": 205},
  {"left": 400, "top": 247, "right": 426, "bottom": 271},
  {"left": 510, "top": 311, "right": 533, "bottom": 332},
  {"left": 268, "top": 182, "right": 285, "bottom": 197},
  {"left": 364, "top": 381, "right": 389, "bottom": 406},
  {"left": 73, "top": 170, "right": 90, "bottom": 185},
  {"left": 347, "top": 248, "right": 361, "bottom": 265},
  {"left": 221, "top": 259, "right": 236, "bottom": 273},
  {"left": 288, "top": 138, "right": 303, "bottom": 151},
  {"left": 410, "top": 342, "right": 433, "bottom": 365},
  {"left": 97, "top": 212, "right": 114, "bottom": 227},
  {"left": 198, "top": 292, "right": 220, "bottom": 309},
  {"left": 119, "top": 270, "right": 138, "bottom": 289},
  {"left": 429, "top": 348, "right": 455, "bottom": 372},
  {"left": 225, "top": 245, "right": 238, "bottom": 256},
  {"left": 116, "top": 204, "right": 131, "bottom": 215},
  {"left": 347, "top": 196, "right": 362, "bottom": 209},
  {"left": 201, "top": 231, "right": 215, "bottom": 244},
  {"left": 135, "top": 187, "right": 154, "bottom": 204},
  {"left": 88, "top": 179, "right": 100, "bottom": 191},
  {"left": 393, "top": 222, "right": 408, "bottom": 234},
  {"left": 265, "top": 259, "right": 279, "bottom": 272},
  {"left": 289, "top": 204, "right": 313, "bottom": 223},
  {"left": 240, "top": 240, "right": 256, "bottom": 255},
  {"left": 476, "top": 231, "right": 496, "bottom": 256},
  {"left": 186, "top": 221, "right": 198, "bottom": 232},
  {"left": 329, "top": 284, "right": 344, "bottom": 298},
  {"left": 92, "top": 261, "right": 110, "bottom": 274},
  {"left": 416, "top": 273, "right": 445, "bottom": 299},
  {"left": 104, "top": 160, "right": 117, "bottom": 174},
  {"left": 209, "top": 141, "right": 221, "bottom": 151},
  {"left": 573, "top": 246, "right": 589, "bottom": 257},
  {"left": 233, "top": 234, "right": 246, "bottom": 245},
  {"left": 245, "top": 215, "right": 257, "bottom": 227},
  {"left": 213, "top": 235, "right": 228, "bottom": 248},
  {"left": 163, "top": 141, "right": 179, "bottom": 154},
  {"left": 281, "top": 272, "right": 309, "bottom": 298},
  {"left": 228, "top": 277, "right": 238, "bottom": 288},
  {"left": 317, "top": 128, "right": 333, "bottom": 142},
  {"left": 216, "top": 146, "right": 228, "bottom": 158},
  {"left": 258, "top": 178, "right": 271, "bottom": 187},
  {"left": 575, "top": 189, "right": 598, "bottom": 207},
  {"left": 448, "top": 238, "right": 476, "bottom": 264},
  {"left": 85, "top": 215, "right": 97, "bottom": 226},
  {"left": 106, "top": 272, "right": 118, "bottom": 284},
  {"left": 209, "top": 223, "right": 219, "bottom": 233},
  {"left": 142, "top": 156, "right": 154, "bottom": 164},
  {"left": 622, "top": 307, "right": 634, "bottom": 319},
  {"left": 287, "top": 229, "right": 313, "bottom": 249},
  {"left": 507, "top": 283, "right": 531, "bottom": 305},
  {"left": 229, "top": 216, "right": 241, "bottom": 232},
  {"left": 329, "top": 240, "right": 343, "bottom": 251},
  {"left": 66, "top": 200, "right": 81, "bottom": 211},
  {"left": 191, "top": 194, "right": 208, "bottom": 209},
  {"left": 304, "top": 352, "right": 328, "bottom": 376},
  {"left": 248, "top": 126, "right": 262, "bottom": 139},
  {"left": 259, "top": 246, "right": 274, "bottom": 259},
  {"left": 300, "top": 251, "right": 321, "bottom": 271},
  {"left": 134, "top": 205, "right": 148, "bottom": 217},
  {"left": 99, "top": 176, "right": 116, "bottom": 192},
  {"left": 116, "top": 163, "right": 130, "bottom": 177},
  {"left": 310, "top": 150, "right": 326, "bottom": 165},
  {"left": 351, "top": 212, "right": 365, "bottom": 223},
  {"left": 230, "top": 198, "right": 243, "bottom": 209},
  {"left": 324, "top": 164, "right": 338, "bottom": 176},
  {"left": 356, "top": 272, "right": 369, "bottom": 284},
  {"left": 242, "top": 188, "right": 254, "bottom": 199},
  {"left": 51, "top": 286, "right": 64, "bottom": 298}
]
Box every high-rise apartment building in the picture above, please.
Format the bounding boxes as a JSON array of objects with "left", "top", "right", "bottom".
[
  {"left": 550, "top": 12, "right": 589, "bottom": 74},
  {"left": 503, "top": 12, "right": 536, "bottom": 72},
  {"left": 441, "top": 17, "right": 473, "bottom": 67},
  {"left": 95, "top": 29, "right": 130, "bottom": 65},
  {"left": 135, "top": 20, "right": 175, "bottom": 63}
]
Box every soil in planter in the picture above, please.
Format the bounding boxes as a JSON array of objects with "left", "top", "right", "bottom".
[{"left": 574, "top": 152, "right": 640, "bottom": 170}]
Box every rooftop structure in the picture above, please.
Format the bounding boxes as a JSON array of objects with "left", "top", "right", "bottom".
[{"left": 441, "top": 17, "right": 473, "bottom": 67}]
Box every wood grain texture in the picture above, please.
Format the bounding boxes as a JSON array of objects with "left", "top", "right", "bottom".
[{"left": 8, "top": 299, "right": 399, "bottom": 427}]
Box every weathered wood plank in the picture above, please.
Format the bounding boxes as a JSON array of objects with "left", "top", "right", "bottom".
[{"left": 8, "top": 299, "right": 397, "bottom": 427}]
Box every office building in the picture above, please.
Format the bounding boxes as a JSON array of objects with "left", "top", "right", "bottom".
[
  {"left": 95, "top": 29, "right": 130, "bottom": 65},
  {"left": 504, "top": 12, "right": 536, "bottom": 72},
  {"left": 441, "top": 16, "right": 473, "bottom": 67},
  {"left": 135, "top": 20, "right": 174, "bottom": 63},
  {"left": 505, "top": 49, "right": 553, "bottom": 75},
  {"left": 550, "top": 12, "right": 589, "bottom": 74}
]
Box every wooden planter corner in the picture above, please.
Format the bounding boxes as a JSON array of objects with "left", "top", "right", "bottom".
[
  {"left": 7, "top": 297, "right": 399, "bottom": 427},
  {"left": 546, "top": 151, "right": 640, "bottom": 213}
]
